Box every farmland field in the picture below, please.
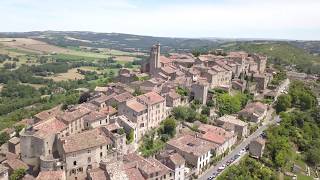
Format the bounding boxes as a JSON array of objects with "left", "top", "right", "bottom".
[{"left": 42, "top": 68, "right": 85, "bottom": 82}]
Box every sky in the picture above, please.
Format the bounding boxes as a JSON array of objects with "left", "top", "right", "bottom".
[{"left": 1, "top": 0, "right": 320, "bottom": 40}]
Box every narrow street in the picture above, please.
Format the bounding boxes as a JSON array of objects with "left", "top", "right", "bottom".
[{"left": 199, "top": 109, "right": 280, "bottom": 180}]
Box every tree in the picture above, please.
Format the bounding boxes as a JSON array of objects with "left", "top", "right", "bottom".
[
  {"left": 275, "top": 95, "right": 292, "bottom": 113},
  {"left": 10, "top": 168, "right": 26, "bottom": 180},
  {"left": 216, "top": 93, "right": 241, "bottom": 116},
  {"left": 201, "top": 106, "right": 210, "bottom": 116},
  {"left": 305, "top": 147, "right": 320, "bottom": 166},
  {"left": 126, "top": 129, "right": 134, "bottom": 144},
  {"left": 172, "top": 106, "right": 189, "bottom": 121},
  {"left": 191, "top": 50, "right": 201, "bottom": 57},
  {"left": 78, "top": 92, "right": 90, "bottom": 104},
  {"left": 14, "top": 125, "right": 25, "bottom": 137},
  {"left": 133, "top": 88, "right": 142, "bottom": 96},
  {"left": 161, "top": 118, "right": 177, "bottom": 137},
  {"left": 0, "top": 132, "right": 10, "bottom": 145}
]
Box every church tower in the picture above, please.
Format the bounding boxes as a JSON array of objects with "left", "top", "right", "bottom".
[{"left": 149, "top": 43, "right": 161, "bottom": 75}]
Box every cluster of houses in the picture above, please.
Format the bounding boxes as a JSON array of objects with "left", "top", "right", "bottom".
[{"left": 0, "top": 44, "right": 278, "bottom": 180}]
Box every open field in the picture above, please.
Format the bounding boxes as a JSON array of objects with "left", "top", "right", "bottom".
[
  {"left": 0, "top": 38, "right": 108, "bottom": 58},
  {"left": 42, "top": 68, "right": 85, "bottom": 82}
]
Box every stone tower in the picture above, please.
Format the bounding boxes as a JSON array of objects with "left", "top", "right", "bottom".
[{"left": 149, "top": 43, "right": 161, "bottom": 75}]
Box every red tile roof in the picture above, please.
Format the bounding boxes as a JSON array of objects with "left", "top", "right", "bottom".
[
  {"left": 126, "top": 100, "right": 147, "bottom": 112},
  {"left": 137, "top": 91, "right": 165, "bottom": 105},
  {"left": 61, "top": 128, "right": 112, "bottom": 153},
  {"left": 36, "top": 171, "right": 65, "bottom": 180}
]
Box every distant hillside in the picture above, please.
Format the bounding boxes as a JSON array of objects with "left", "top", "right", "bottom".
[
  {"left": 219, "top": 41, "right": 320, "bottom": 74},
  {"left": 288, "top": 41, "right": 320, "bottom": 55},
  {"left": 0, "top": 31, "right": 223, "bottom": 53}
]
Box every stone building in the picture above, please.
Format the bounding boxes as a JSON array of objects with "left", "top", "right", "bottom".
[
  {"left": 123, "top": 153, "right": 174, "bottom": 180},
  {"left": 57, "top": 128, "right": 114, "bottom": 180},
  {"left": 20, "top": 118, "right": 67, "bottom": 172},
  {"left": 156, "top": 150, "right": 186, "bottom": 180},
  {"left": 57, "top": 107, "right": 92, "bottom": 136},
  {"left": 8, "top": 137, "right": 20, "bottom": 155},
  {"left": 249, "top": 137, "right": 266, "bottom": 158},
  {"left": 166, "top": 91, "right": 181, "bottom": 108},
  {"left": 197, "top": 124, "right": 237, "bottom": 156},
  {"left": 238, "top": 102, "right": 268, "bottom": 123},
  {"left": 191, "top": 81, "right": 209, "bottom": 105},
  {"left": 166, "top": 134, "right": 213, "bottom": 175},
  {"left": 216, "top": 115, "right": 249, "bottom": 138},
  {"left": 36, "top": 170, "right": 66, "bottom": 180}
]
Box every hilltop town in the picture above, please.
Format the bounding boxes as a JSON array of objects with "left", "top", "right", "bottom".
[{"left": 0, "top": 41, "right": 306, "bottom": 180}]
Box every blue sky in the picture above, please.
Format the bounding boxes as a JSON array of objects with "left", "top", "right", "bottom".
[{"left": 1, "top": 0, "right": 320, "bottom": 40}]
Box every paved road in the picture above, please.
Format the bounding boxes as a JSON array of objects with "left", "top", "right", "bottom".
[{"left": 199, "top": 110, "right": 280, "bottom": 180}]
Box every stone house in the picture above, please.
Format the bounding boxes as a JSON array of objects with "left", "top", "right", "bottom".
[
  {"left": 216, "top": 115, "right": 249, "bottom": 138},
  {"left": 123, "top": 153, "right": 174, "bottom": 180},
  {"left": 57, "top": 128, "right": 114, "bottom": 180},
  {"left": 197, "top": 124, "right": 237, "bottom": 156},
  {"left": 249, "top": 137, "right": 266, "bottom": 158},
  {"left": 166, "top": 91, "right": 181, "bottom": 108},
  {"left": 8, "top": 137, "right": 20, "bottom": 155},
  {"left": 166, "top": 134, "right": 212, "bottom": 175},
  {"left": 238, "top": 102, "right": 268, "bottom": 123},
  {"left": 156, "top": 150, "right": 186, "bottom": 180}
]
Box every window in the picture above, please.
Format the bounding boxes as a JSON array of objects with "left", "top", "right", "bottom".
[
  {"left": 100, "top": 152, "right": 103, "bottom": 157},
  {"left": 87, "top": 157, "right": 91, "bottom": 163},
  {"left": 72, "top": 154, "right": 76, "bottom": 157},
  {"left": 73, "top": 161, "right": 77, "bottom": 166},
  {"left": 88, "top": 150, "right": 91, "bottom": 153}
]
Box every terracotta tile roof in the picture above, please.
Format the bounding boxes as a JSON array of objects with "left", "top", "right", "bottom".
[
  {"left": 211, "top": 65, "right": 226, "bottom": 72},
  {"left": 36, "top": 171, "right": 65, "bottom": 180},
  {"left": 254, "top": 137, "right": 266, "bottom": 145},
  {"left": 4, "top": 158, "right": 28, "bottom": 170},
  {"left": 9, "top": 137, "right": 20, "bottom": 145},
  {"left": 83, "top": 111, "right": 107, "bottom": 122},
  {"left": 105, "top": 122, "right": 121, "bottom": 132},
  {"left": 126, "top": 100, "right": 147, "bottom": 112},
  {"left": 137, "top": 91, "right": 165, "bottom": 105},
  {"left": 124, "top": 167, "right": 144, "bottom": 180},
  {"left": 33, "top": 105, "right": 62, "bottom": 121},
  {"left": 161, "top": 66, "right": 176, "bottom": 74},
  {"left": 198, "top": 124, "right": 235, "bottom": 145},
  {"left": 91, "top": 94, "right": 115, "bottom": 104},
  {"left": 167, "top": 134, "right": 213, "bottom": 157},
  {"left": 58, "top": 107, "right": 91, "bottom": 122},
  {"left": 34, "top": 117, "right": 67, "bottom": 138},
  {"left": 160, "top": 56, "right": 172, "bottom": 64},
  {"left": 99, "top": 106, "right": 117, "bottom": 116},
  {"left": 240, "top": 102, "right": 268, "bottom": 116},
  {"left": 88, "top": 168, "right": 107, "bottom": 180},
  {"left": 124, "top": 153, "right": 171, "bottom": 177},
  {"left": 168, "top": 91, "right": 181, "bottom": 99},
  {"left": 168, "top": 153, "right": 185, "bottom": 166},
  {"left": 60, "top": 128, "right": 112, "bottom": 153},
  {"left": 113, "top": 92, "right": 134, "bottom": 103},
  {"left": 217, "top": 115, "right": 248, "bottom": 127}
]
